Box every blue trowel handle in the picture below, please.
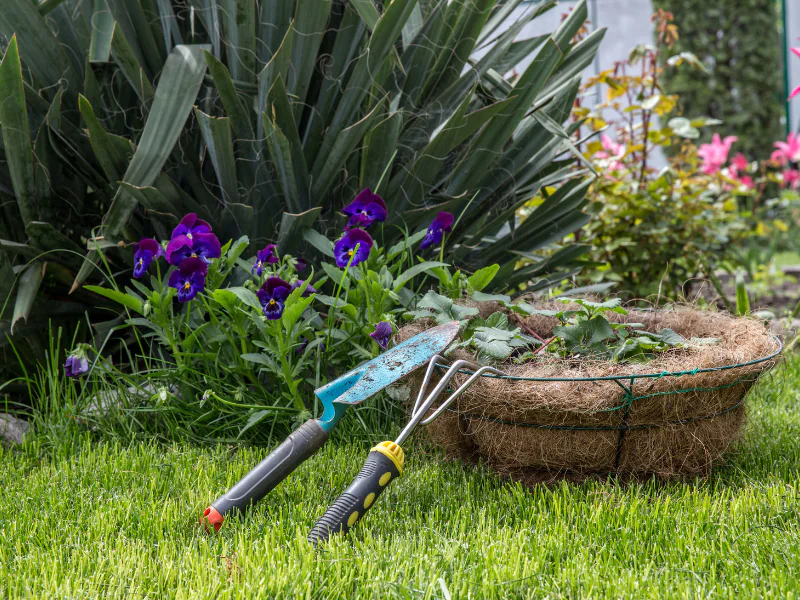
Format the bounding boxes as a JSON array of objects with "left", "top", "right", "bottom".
[{"left": 201, "top": 419, "right": 328, "bottom": 531}]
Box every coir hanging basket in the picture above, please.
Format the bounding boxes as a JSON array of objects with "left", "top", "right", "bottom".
[{"left": 397, "top": 304, "right": 780, "bottom": 482}]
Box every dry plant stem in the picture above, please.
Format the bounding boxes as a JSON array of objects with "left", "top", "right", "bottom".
[
  {"left": 534, "top": 336, "right": 558, "bottom": 355},
  {"left": 514, "top": 314, "right": 544, "bottom": 341}
]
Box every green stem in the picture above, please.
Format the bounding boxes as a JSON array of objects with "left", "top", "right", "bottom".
[
  {"left": 279, "top": 352, "right": 305, "bottom": 412},
  {"left": 359, "top": 264, "right": 373, "bottom": 322},
  {"left": 272, "top": 322, "right": 305, "bottom": 412},
  {"left": 325, "top": 249, "right": 357, "bottom": 353},
  {"left": 203, "top": 390, "right": 296, "bottom": 412}
]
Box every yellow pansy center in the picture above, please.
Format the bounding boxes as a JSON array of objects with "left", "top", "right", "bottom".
[
  {"left": 183, "top": 281, "right": 191, "bottom": 290},
  {"left": 137, "top": 258, "right": 143, "bottom": 265},
  {"left": 187, "top": 233, "right": 193, "bottom": 240},
  {"left": 348, "top": 250, "right": 354, "bottom": 257},
  {"left": 269, "top": 299, "right": 276, "bottom": 306}
]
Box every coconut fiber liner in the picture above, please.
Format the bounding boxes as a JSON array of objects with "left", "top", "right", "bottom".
[{"left": 397, "top": 305, "right": 781, "bottom": 481}]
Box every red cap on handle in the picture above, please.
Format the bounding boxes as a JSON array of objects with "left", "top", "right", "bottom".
[{"left": 200, "top": 506, "right": 224, "bottom": 533}]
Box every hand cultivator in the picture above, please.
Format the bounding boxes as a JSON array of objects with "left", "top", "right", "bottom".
[
  {"left": 202, "top": 320, "right": 482, "bottom": 543},
  {"left": 307, "top": 354, "right": 505, "bottom": 544}
]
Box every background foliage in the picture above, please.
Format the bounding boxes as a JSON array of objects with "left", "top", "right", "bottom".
[
  {"left": 652, "top": 0, "right": 785, "bottom": 159},
  {"left": 0, "top": 0, "right": 603, "bottom": 381},
  {"left": 564, "top": 10, "right": 798, "bottom": 302}
]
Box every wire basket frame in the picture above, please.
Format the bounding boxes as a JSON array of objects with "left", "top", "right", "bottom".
[{"left": 435, "top": 336, "right": 783, "bottom": 470}]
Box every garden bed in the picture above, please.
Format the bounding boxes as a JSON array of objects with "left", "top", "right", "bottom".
[{"left": 399, "top": 305, "right": 780, "bottom": 480}]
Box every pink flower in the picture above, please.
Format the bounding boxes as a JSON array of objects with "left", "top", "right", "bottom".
[
  {"left": 730, "top": 153, "right": 748, "bottom": 174},
  {"left": 782, "top": 169, "right": 800, "bottom": 189},
  {"left": 774, "top": 132, "right": 800, "bottom": 163},
  {"left": 594, "top": 134, "right": 626, "bottom": 171},
  {"left": 601, "top": 134, "right": 624, "bottom": 157},
  {"left": 789, "top": 48, "right": 800, "bottom": 100},
  {"left": 697, "top": 134, "right": 737, "bottom": 174},
  {"left": 770, "top": 149, "right": 788, "bottom": 167},
  {"left": 727, "top": 153, "right": 753, "bottom": 189}
]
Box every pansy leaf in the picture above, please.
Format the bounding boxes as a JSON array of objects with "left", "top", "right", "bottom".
[
  {"left": 393, "top": 261, "right": 448, "bottom": 291},
  {"left": 84, "top": 285, "right": 144, "bottom": 315},
  {"left": 226, "top": 236, "right": 250, "bottom": 263},
  {"left": 241, "top": 353, "right": 277, "bottom": 368},
  {"left": 654, "top": 328, "right": 687, "bottom": 346},
  {"left": 472, "top": 332, "right": 514, "bottom": 361},
  {"left": 387, "top": 230, "right": 427, "bottom": 260},
  {"left": 282, "top": 293, "right": 315, "bottom": 334},
  {"left": 212, "top": 289, "right": 238, "bottom": 312},
  {"left": 583, "top": 317, "right": 616, "bottom": 346},
  {"left": 226, "top": 287, "right": 262, "bottom": 312}
]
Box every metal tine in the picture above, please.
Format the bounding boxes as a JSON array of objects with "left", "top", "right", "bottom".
[
  {"left": 410, "top": 354, "right": 446, "bottom": 418},
  {"left": 397, "top": 359, "right": 507, "bottom": 445},
  {"left": 410, "top": 358, "right": 479, "bottom": 419},
  {"left": 419, "top": 365, "right": 507, "bottom": 425}
]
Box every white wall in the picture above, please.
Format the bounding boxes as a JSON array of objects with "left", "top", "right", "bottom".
[
  {"left": 493, "top": 0, "right": 655, "bottom": 100},
  {"left": 488, "top": 0, "right": 662, "bottom": 162}
]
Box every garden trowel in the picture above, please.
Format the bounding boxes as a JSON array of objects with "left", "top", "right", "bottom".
[{"left": 201, "top": 320, "right": 460, "bottom": 532}]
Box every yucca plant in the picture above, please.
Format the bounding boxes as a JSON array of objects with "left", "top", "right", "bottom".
[{"left": 0, "top": 0, "right": 603, "bottom": 371}]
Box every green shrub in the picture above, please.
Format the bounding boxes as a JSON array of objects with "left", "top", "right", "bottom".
[
  {"left": 651, "top": 0, "right": 784, "bottom": 159},
  {"left": 0, "top": 0, "right": 603, "bottom": 378},
  {"left": 578, "top": 148, "right": 750, "bottom": 298},
  {"left": 569, "top": 11, "right": 796, "bottom": 301}
]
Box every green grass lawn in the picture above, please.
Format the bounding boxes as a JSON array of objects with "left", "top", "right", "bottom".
[{"left": 3, "top": 358, "right": 800, "bottom": 599}]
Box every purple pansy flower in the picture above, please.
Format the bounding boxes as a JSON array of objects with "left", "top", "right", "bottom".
[
  {"left": 171, "top": 213, "right": 212, "bottom": 241},
  {"left": 256, "top": 277, "right": 292, "bottom": 320},
  {"left": 168, "top": 257, "right": 208, "bottom": 302},
  {"left": 166, "top": 234, "right": 191, "bottom": 265},
  {"left": 252, "top": 244, "right": 279, "bottom": 276},
  {"left": 369, "top": 322, "right": 393, "bottom": 350},
  {"left": 333, "top": 228, "right": 373, "bottom": 268},
  {"left": 166, "top": 232, "right": 221, "bottom": 265},
  {"left": 133, "top": 238, "right": 163, "bottom": 278},
  {"left": 64, "top": 353, "right": 89, "bottom": 379},
  {"left": 291, "top": 280, "right": 317, "bottom": 297},
  {"left": 420, "top": 212, "right": 454, "bottom": 250},
  {"left": 342, "top": 188, "right": 388, "bottom": 230},
  {"left": 294, "top": 257, "right": 307, "bottom": 272}
]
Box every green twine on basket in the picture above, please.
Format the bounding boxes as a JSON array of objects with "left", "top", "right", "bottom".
[{"left": 433, "top": 336, "right": 782, "bottom": 433}]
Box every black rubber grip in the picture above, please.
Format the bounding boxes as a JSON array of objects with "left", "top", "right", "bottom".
[
  {"left": 308, "top": 450, "right": 401, "bottom": 545},
  {"left": 210, "top": 419, "right": 328, "bottom": 517}
]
